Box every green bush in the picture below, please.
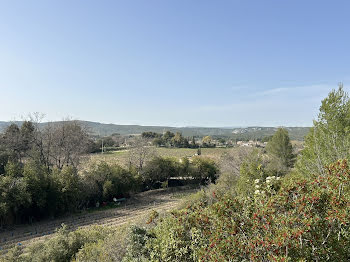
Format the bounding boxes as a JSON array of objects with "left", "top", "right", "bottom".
[
  {"left": 142, "top": 157, "right": 180, "bottom": 189},
  {"left": 124, "top": 159, "right": 350, "bottom": 261},
  {"left": 83, "top": 162, "right": 140, "bottom": 203},
  {"left": 2, "top": 225, "right": 113, "bottom": 262},
  {"left": 190, "top": 157, "right": 218, "bottom": 185}
]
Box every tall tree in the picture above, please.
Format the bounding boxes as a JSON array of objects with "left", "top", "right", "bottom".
[
  {"left": 266, "top": 128, "right": 295, "bottom": 174},
  {"left": 297, "top": 84, "right": 350, "bottom": 176}
]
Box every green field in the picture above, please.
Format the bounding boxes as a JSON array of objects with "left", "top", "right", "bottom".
[{"left": 82, "top": 147, "right": 235, "bottom": 169}]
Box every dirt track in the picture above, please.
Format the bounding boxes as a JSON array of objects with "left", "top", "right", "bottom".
[{"left": 0, "top": 187, "right": 195, "bottom": 254}]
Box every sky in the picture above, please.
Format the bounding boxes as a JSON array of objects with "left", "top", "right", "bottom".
[{"left": 1, "top": 0, "right": 350, "bottom": 127}]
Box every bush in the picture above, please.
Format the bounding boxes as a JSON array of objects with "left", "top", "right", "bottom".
[
  {"left": 75, "top": 225, "right": 129, "bottom": 262},
  {"left": 191, "top": 157, "right": 218, "bottom": 185},
  {"left": 124, "top": 159, "right": 350, "bottom": 261},
  {"left": 83, "top": 162, "right": 140, "bottom": 204},
  {"left": 142, "top": 157, "right": 180, "bottom": 189},
  {"left": 2, "top": 225, "right": 113, "bottom": 262}
]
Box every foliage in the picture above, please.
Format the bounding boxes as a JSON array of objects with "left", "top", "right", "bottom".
[
  {"left": 265, "top": 128, "right": 295, "bottom": 176},
  {"left": 83, "top": 162, "right": 140, "bottom": 203},
  {"left": 202, "top": 136, "right": 213, "bottom": 147},
  {"left": 125, "top": 159, "right": 350, "bottom": 261},
  {"left": 142, "top": 157, "right": 180, "bottom": 189},
  {"left": 1, "top": 225, "right": 113, "bottom": 262},
  {"left": 142, "top": 132, "right": 161, "bottom": 139},
  {"left": 190, "top": 157, "right": 218, "bottom": 184},
  {"left": 266, "top": 128, "right": 295, "bottom": 168},
  {"left": 141, "top": 156, "right": 219, "bottom": 189},
  {"left": 236, "top": 149, "right": 267, "bottom": 197},
  {"left": 297, "top": 84, "right": 350, "bottom": 176},
  {"left": 145, "top": 131, "right": 195, "bottom": 148}
]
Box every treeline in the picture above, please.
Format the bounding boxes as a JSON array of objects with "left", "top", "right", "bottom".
[
  {"left": 142, "top": 131, "right": 194, "bottom": 148},
  {"left": 142, "top": 131, "right": 218, "bottom": 148},
  {"left": 0, "top": 120, "right": 217, "bottom": 227},
  {"left": 0, "top": 120, "right": 90, "bottom": 226}
]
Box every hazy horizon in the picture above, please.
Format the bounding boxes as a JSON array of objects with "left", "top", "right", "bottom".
[{"left": 0, "top": 118, "right": 311, "bottom": 129}]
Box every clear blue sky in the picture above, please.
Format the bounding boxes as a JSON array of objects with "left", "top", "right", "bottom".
[{"left": 1, "top": 0, "right": 349, "bottom": 127}]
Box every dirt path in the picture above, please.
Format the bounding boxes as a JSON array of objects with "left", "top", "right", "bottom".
[{"left": 0, "top": 187, "right": 195, "bottom": 253}]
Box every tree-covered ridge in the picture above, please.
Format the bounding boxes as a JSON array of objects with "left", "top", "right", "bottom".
[{"left": 0, "top": 121, "right": 310, "bottom": 141}]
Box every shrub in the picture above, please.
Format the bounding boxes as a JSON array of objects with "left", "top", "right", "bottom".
[
  {"left": 2, "top": 225, "right": 113, "bottom": 262},
  {"left": 142, "top": 157, "right": 180, "bottom": 189},
  {"left": 83, "top": 162, "right": 140, "bottom": 204},
  {"left": 125, "top": 159, "right": 350, "bottom": 261},
  {"left": 191, "top": 157, "right": 218, "bottom": 185}
]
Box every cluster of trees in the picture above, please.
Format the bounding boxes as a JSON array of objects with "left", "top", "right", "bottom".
[
  {"left": 0, "top": 119, "right": 90, "bottom": 172},
  {"left": 143, "top": 156, "right": 218, "bottom": 189},
  {"left": 0, "top": 119, "right": 95, "bottom": 226},
  {"left": 142, "top": 131, "right": 197, "bottom": 148},
  {"left": 0, "top": 119, "right": 218, "bottom": 227},
  {"left": 142, "top": 131, "right": 220, "bottom": 148}
]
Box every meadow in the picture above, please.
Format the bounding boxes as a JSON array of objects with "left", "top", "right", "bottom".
[{"left": 82, "top": 147, "right": 235, "bottom": 169}]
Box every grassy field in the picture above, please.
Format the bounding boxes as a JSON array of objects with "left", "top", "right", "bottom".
[{"left": 82, "top": 147, "right": 235, "bottom": 169}]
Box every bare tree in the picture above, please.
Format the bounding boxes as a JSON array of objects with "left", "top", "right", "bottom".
[
  {"left": 127, "top": 136, "right": 156, "bottom": 171},
  {"left": 215, "top": 147, "right": 253, "bottom": 192},
  {"left": 22, "top": 114, "right": 90, "bottom": 170},
  {"left": 47, "top": 120, "right": 89, "bottom": 169}
]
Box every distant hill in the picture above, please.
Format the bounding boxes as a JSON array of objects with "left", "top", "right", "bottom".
[{"left": 0, "top": 121, "right": 310, "bottom": 141}]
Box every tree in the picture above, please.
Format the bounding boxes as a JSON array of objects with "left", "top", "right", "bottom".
[
  {"left": 162, "top": 131, "right": 175, "bottom": 146},
  {"left": 46, "top": 121, "right": 90, "bottom": 169},
  {"left": 1, "top": 123, "right": 23, "bottom": 162},
  {"left": 0, "top": 166, "right": 30, "bottom": 226},
  {"left": 142, "top": 132, "right": 161, "bottom": 139},
  {"left": 171, "top": 132, "right": 189, "bottom": 148},
  {"left": 142, "top": 157, "right": 179, "bottom": 188},
  {"left": 191, "top": 136, "right": 197, "bottom": 148},
  {"left": 202, "top": 136, "right": 214, "bottom": 147},
  {"left": 152, "top": 137, "right": 163, "bottom": 147},
  {"left": 202, "top": 136, "right": 212, "bottom": 145},
  {"left": 297, "top": 84, "right": 350, "bottom": 176},
  {"left": 191, "top": 157, "right": 218, "bottom": 184},
  {"left": 265, "top": 128, "right": 295, "bottom": 175},
  {"left": 127, "top": 137, "right": 156, "bottom": 171}
]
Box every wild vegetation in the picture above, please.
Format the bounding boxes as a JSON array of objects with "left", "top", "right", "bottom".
[
  {"left": 0, "top": 120, "right": 218, "bottom": 227},
  {"left": 1, "top": 86, "right": 350, "bottom": 261},
  {"left": 117, "top": 85, "right": 350, "bottom": 262}
]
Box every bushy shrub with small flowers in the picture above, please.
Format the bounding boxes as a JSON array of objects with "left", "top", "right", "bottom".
[{"left": 127, "top": 159, "right": 350, "bottom": 261}]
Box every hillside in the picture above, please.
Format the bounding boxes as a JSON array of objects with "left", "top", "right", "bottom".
[{"left": 0, "top": 121, "right": 310, "bottom": 140}]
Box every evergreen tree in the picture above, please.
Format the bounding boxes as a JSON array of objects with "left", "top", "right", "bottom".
[
  {"left": 266, "top": 128, "right": 295, "bottom": 170},
  {"left": 297, "top": 84, "right": 350, "bottom": 175}
]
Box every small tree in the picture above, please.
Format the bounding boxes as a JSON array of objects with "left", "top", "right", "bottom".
[
  {"left": 266, "top": 128, "right": 295, "bottom": 171},
  {"left": 127, "top": 137, "right": 156, "bottom": 171},
  {"left": 202, "top": 136, "right": 212, "bottom": 147}
]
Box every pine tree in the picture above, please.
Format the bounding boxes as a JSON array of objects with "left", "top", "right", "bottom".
[
  {"left": 297, "top": 84, "right": 350, "bottom": 175},
  {"left": 266, "top": 128, "right": 295, "bottom": 169}
]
